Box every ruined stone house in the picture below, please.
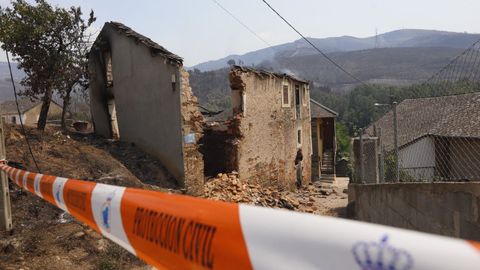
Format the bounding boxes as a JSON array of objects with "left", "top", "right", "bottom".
[
  {"left": 203, "top": 66, "right": 312, "bottom": 189},
  {"left": 88, "top": 22, "right": 204, "bottom": 194},
  {"left": 88, "top": 22, "right": 312, "bottom": 193}
]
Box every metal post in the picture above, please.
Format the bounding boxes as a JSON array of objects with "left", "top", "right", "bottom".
[
  {"left": 359, "top": 131, "right": 364, "bottom": 183},
  {"left": 393, "top": 101, "right": 399, "bottom": 182},
  {"left": 0, "top": 117, "right": 12, "bottom": 232},
  {"left": 378, "top": 127, "right": 384, "bottom": 183}
]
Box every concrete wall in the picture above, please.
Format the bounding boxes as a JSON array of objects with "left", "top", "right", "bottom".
[
  {"left": 399, "top": 136, "right": 435, "bottom": 181},
  {"left": 229, "top": 69, "right": 312, "bottom": 189},
  {"left": 89, "top": 25, "right": 204, "bottom": 193},
  {"left": 352, "top": 137, "right": 379, "bottom": 183},
  {"left": 349, "top": 182, "right": 480, "bottom": 240}
]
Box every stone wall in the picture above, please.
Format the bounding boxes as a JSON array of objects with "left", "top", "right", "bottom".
[
  {"left": 349, "top": 182, "right": 480, "bottom": 240},
  {"left": 179, "top": 69, "right": 205, "bottom": 195},
  {"left": 229, "top": 68, "right": 312, "bottom": 189}
]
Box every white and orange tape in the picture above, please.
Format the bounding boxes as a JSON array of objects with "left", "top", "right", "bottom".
[{"left": 0, "top": 163, "right": 479, "bottom": 270}]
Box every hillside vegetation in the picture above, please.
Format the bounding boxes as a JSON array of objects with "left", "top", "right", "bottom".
[{"left": 192, "top": 29, "right": 480, "bottom": 71}]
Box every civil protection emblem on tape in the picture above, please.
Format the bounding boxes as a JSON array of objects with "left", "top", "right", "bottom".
[
  {"left": 34, "top": 174, "right": 43, "bottom": 198},
  {"left": 91, "top": 184, "right": 135, "bottom": 255},
  {"left": 352, "top": 235, "right": 413, "bottom": 270},
  {"left": 22, "top": 171, "right": 29, "bottom": 190},
  {"left": 101, "top": 191, "right": 115, "bottom": 232},
  {"left": 53, "top": 177, "right": 69, "bottom": 213}
]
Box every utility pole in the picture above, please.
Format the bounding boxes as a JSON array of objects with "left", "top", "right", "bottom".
[
  {"left": 0, "top": 116, "right": 12, "bottom": 232},
  {"left": 393, "top": 101, "right": 399, "bottom": 182},
  {"left": 374, "top": 100, "right": 400, "bottom": 182},
  {"left": 378, "top": 127, "right": 385, "bottom": 183},
  {"left": 359, "top": 131, "right": 364, "bottom": 184}
]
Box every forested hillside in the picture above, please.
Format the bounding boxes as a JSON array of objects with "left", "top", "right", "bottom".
[
  {"left": 192, "top": 29, "right": 480, "bottom": 72},
  {"left": 189, "top": 65, "right": 480, "bottom": 136}
]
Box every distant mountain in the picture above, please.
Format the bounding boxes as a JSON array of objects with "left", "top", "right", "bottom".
[
  {"left": 0, "top": 62, "right": 24, "bottom": 101},
  {"left": 189, "top": 46, "right": 470, "bottom": 110},
  {"left": 191, "top": 29, "right": 480, "bottom": 71},
  {"left": 0, "top": 62, "right": 24, "bottom": 80},
  {"left": 261, "top": 46, "right": 466, "bottom": 92}
]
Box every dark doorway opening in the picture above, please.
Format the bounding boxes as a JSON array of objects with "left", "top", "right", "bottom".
[{"left": 199, "top": 128, "right": 238, "bottom": 177}]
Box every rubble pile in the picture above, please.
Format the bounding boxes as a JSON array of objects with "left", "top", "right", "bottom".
[{"left": 204, "top": 172, "right": 338, "bottom": 214}]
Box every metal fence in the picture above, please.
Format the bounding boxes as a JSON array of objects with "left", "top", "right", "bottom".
[{"left": 353, "top": 40, "right": 480, "bottom": 183}]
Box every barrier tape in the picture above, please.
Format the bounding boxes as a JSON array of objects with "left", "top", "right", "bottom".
[{"left": 0, "top": 163, "right": 479, "bottom": 270}]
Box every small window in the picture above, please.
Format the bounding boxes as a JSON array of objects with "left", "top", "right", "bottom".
[
  {"left": 11, "top": 116, "right": 16, "bottom": 124},
  {"left": 297, "top": 128, "right": 302, "bottom": 146},
  {"left": 171, "top": 74, "right": 177, "bottom": 91},
  {"left": 282, "top": 84, "right": 290, "bottom": 107}
]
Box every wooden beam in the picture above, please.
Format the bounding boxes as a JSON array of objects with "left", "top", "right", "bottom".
[{"left": 0, "top": 116, "right": 12, "bottom": 232}]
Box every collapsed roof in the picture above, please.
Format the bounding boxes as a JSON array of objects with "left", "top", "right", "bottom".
[
  {"left": 91, "top": 21, "right": 183, "bottom": 65},
  {"left": 231, "top": 65, "right": 309, "bottom": 84}
]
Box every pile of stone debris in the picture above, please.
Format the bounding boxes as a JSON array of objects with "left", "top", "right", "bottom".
[{"left": 203, "top": 172, "right": 338, "bottom": 214}]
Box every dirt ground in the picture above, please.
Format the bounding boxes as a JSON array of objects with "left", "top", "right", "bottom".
[{"left": 0, "top": 124, "right": 348, "bottom": 270}]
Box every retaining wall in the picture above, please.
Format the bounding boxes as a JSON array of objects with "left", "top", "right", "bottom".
[{"left": 349, "top": 182, "right": 480, "bottom": 240}]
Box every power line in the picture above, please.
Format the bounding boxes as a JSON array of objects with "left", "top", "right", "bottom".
[
  {"left": 5, "top": 51, "right": 41, "bottom": 173},
  {"left": 260, "top": 0, "right": 367, "bottom": 86},
  {"left": 210, "top": 0, "right": 300, "bottom": 70},
  {"left": 210, "top": 0, "right": 273, "bottom": 48},
  {"left": 211, "top": 0, "right": 364, "bottom": 87}
]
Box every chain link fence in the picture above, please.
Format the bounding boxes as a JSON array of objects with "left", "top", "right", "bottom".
[{"left": 353, "top": 40, "right": 480, "bottom": 183}]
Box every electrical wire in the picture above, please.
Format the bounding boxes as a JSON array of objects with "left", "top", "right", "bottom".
[
  {"left": 210, "top": 0, "right": 302, "bottom": 73},
  {"left": 260, "top": 0, "right": 367, "bottom": 86},
  {"left": 5, "top": 51, "right": 41, "bottom": 172},
  {"left": 210, "top": 0, "right": 274, "bottom": 48}
]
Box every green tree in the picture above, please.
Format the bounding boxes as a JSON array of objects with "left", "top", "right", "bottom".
[
  {"left": 335, "top": 122, "right": 351, "bottom": 159},
  {"left": 0, "top": 0, "right": 95, "bottom": 130}
]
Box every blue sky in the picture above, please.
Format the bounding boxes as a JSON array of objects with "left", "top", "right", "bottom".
[{"left": 1, "top": 0, "right": 480, "bottom": 66}]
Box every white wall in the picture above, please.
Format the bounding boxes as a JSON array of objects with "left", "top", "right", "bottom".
[
  {"left": 1, "top": 114, "right": 23, "bottom": 125},
  {"left": 399, "top": 136, "right": 435, "bottom": 181}
]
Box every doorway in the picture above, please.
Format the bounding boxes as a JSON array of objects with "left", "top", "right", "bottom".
[{"left": 107, "top": 98, "right": 120, "bottom": 139}]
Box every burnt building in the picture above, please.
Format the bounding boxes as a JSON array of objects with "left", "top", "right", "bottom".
[
  {"left": 203, "top": 67, "right": 312, "bottom": 189},
  {"left": 89, "top": 22, "right": 313, "bottom": 193},
  {"left": 88, "top": 22, "right": 204, "bottom": 195}
]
